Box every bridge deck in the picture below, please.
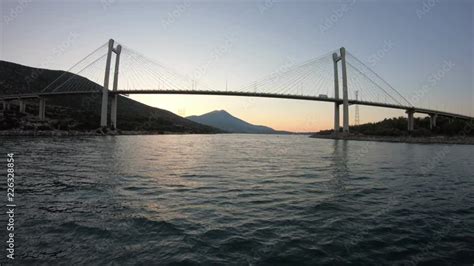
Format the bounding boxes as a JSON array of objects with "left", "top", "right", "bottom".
[{"left": 1, "top": 90, "right": 473, "bottom": 121}]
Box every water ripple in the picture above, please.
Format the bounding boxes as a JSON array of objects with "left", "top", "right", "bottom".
[{"left": 1, "top": 135, "right": 473, "bottom": 264}]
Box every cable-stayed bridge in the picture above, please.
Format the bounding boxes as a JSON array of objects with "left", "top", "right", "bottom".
[{"left": 1, "top": 39, "right": 472, "bottom": 133}]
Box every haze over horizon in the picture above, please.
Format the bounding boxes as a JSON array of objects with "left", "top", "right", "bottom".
[{"left": 1, "top": 0, "right": 473, "bottom": 132}]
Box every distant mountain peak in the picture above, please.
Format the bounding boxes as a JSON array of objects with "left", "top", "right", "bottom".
[
  {"left": 209, "top": 110, "right": 230, "bottom": 115},
  {"left": 186, "top": 110, "right": 289, "bottom": 134}
]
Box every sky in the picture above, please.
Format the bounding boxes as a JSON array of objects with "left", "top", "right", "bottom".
[{"left": 1, "top": 0, "right": 473, "bottom": 132}]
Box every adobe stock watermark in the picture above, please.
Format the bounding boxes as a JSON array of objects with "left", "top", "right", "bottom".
[
  {"left": 319, "top": 0, "right": 356, "bottom": 33},
  {"left": 177, "top": 107, "right": 186, "bottom": 117},
  {"left": 25, "top": 32, "right": 80, "bottom": 87},
  {"left": 416, "top": 0, "right": 440, "bottom": 20},
  {"left": 256, "top": 0, "right": 275, "bottom": 14},
  {"left": 342, "top": 141, "right": 400, "bottom": 254},
  {"left": 25, "top": 32, "right": 80, "bottom": 94},
  {"left": 100, "top": 0, "right": 117, "bottom": 11},
  {"left": 410, "top": 60, "right": 455, "bottom": 105},
  {"left": 242, "top": 56, "right": 297, "bottom": 110},
  {"left": 5, "top": 153, "right": 16, "bottom": 260},
  {"left": 406, "top": 217, "right": 458, "bottom": 265},
  {"left": 419, "top": 146, "right": 449, "bottom": 176},
  {"left": 3, "top": 0, "right": 31, "bottom": 25},
  {"left": 410, "top": 122, "right": 474, "bottom": 265},
  {"left": 419, "top": 119, "right": 473, "bottom": 177},
  {"left": 367, "top": 40, "right": 395, "bottom": 67},
  {"left": 191, "top": 25, "right": 241, "bottom": 83},
  {"left": 268, "top": 56, "right": 298, "bottom": 83},
  {"left": 162, "top": 0, "right": 191, "bottom": 30},
  {"left": 344, "top": 195, "right": 398, "bottom": 254}
]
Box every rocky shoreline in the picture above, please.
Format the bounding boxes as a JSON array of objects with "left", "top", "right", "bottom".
[{"left": 310, "top": 134, "right": 474, "bottom": 145}]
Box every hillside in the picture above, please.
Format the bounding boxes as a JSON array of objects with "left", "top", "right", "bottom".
[
  {"left": 187, "top": 110, "right": 289, "bottom": 134},
  {"left": 0, "top": 60, "right": 220, "bottom": 133},
  {"left": 316, "top": 116, "right": 474, "bottom": 137}
]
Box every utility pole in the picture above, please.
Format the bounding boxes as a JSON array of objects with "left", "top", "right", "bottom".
[
  {"left": 332, "top": 52, "right": 340, "bottom": 134},
  {"left": 111, "top": 44, "right": 122, "bottom": 130},
  {"left": 354, "top": 90, "right": 360, "bottom": 126}
]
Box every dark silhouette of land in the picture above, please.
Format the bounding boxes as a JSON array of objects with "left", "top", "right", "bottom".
[
  {"left": 312, "top": 117, "right": 474, "bottom": 144},
  {"left": 0, "top": 61, "right": 220, "bottom": 134},
  {"left": 187, "top": 110, "right": 289, "bottom": 134}
]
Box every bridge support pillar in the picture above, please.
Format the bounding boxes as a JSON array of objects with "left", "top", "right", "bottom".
[
  {"left": 407, "top": 110, "right": 414, "bottom": 132},
  {"left": 334, "top": 104, "right": 340, "bottom": 134},
  {"left": 19, "top": 100, "right": 26, "bottom": 113},
  {"left": 1, "top": 101, "right": 5, "bottom": 111},
  {"left": 429, "top": 114, "right": 438, "bottom": 130},
  {"left": 110, "top": 44, "right": 122, "bottom": 130},
  {"left": 333, "top": 53, "right": 340, "bottom": 134},
  {"left": 110, "top": 96, "right": 117, "bottom": 129},
  {"left": 38, "top": 98, "right": 46, "bottom": 120},
  {"left": 340, "top": 47, "right": 349, "bottom": 133},
  {"left": 101, "top": 39, "right": 115, "bottom": 128}
]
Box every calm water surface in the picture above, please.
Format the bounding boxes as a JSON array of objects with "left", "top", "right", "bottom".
[{"left": 1, "top": 134, "right": 473, "bottom": 265}]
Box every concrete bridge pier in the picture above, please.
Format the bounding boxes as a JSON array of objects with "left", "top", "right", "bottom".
[
  {"left": 407, "top": 109, "right": 415, "bottom": 132},
  {"left": 3, "top": 101, "right": 11, "bottom": 111},
  {"left": 38, "top": 98, "right": 46, "bottom": 120},
  {"left": 19, "top": 100, "right": 26, "bottom": 113},
  {"left": 334, "top": 103, "right": 340, "bottom": 134},
  {"left": 110, "top": 96, "right": 118, "bottom": 129},
  {"left": 430, "top": 113, "right": 438, "bottom": 130},
  {"left": 1, "top": 101, "right": 6, "bottom": 111}
]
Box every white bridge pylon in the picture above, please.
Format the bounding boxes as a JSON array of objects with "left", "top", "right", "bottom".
[
  {"left": 101, "top": 39, "right": 122, "bottom": 128},
  {"left": 332, "top": 47, "right": 350, "bottom": 134}
]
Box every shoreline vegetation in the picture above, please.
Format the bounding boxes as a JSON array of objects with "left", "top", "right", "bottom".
[
  {"left": 310, "top": 134, "right": 474, "bottom": 145},
  {"left": 0, "top": 129, "right": 219, "bottom": 137},
  {"left": 3, "top": 128, "right": 474, "bottom": 145},
  {"left": 1, "top": 101, "right": 473, "bottom": 145},
  {"left": 0, "top": 111, "right": 474, "bottom": 145},
  {"left": 0, "top": 108, "right": 221, "bottom": 136},
  {"left": 1, "top": 103, "right": 473, "bottom": 145},
  {"left": 312, "top": 116, "right": 474, "bottom": 145}
]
